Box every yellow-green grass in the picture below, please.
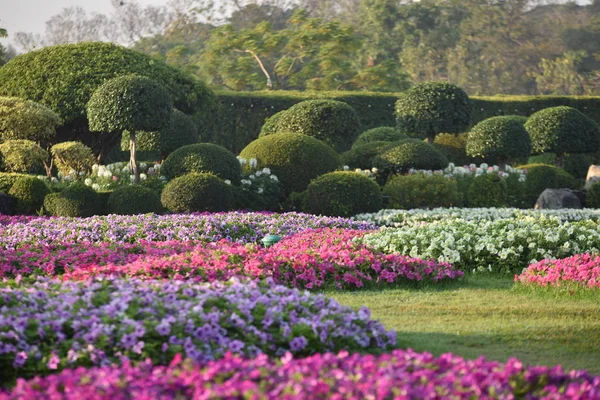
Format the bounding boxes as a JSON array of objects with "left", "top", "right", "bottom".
[{"left": 327, "top": 275, "right": 600, "bottom": 374}]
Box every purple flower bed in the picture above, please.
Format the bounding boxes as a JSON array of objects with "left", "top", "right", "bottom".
[
  {"left": 2, "top": 350, "right": 599, "bottom": 399},
  {"left": 0, "top": 277, "right": 395, "bottom": 382}
]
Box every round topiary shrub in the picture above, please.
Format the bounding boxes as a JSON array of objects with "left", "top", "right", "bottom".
[
  {"left": 258, "top": 100, "right": 360, "bottom": 152},
  {"left": 306, "top": 171, "right": 382, "bottom": 217},
  {"left": 43, "top": 183, "right": 100, "bottom": 217},
  {"left": 51, "top": 141, "right": 95, "bottom": 177},
  {"left": 107, "top": 185, "right": 163, "bottom": 215},
  {"left": 395, "top": 82, "right": 471, "bottom": 143},
  {"left": 528, "top": 152, "right": 593, "bottom": 180},
  {"left": 8, "top": 176, "right": 50, "bottom": 215},
  {"left": 0, "top": 96, "right": 61, "bottom": 143},
  {"left": 433, "top": 133, "right": 475, "bottom": 166},
  {"left": 383, "top": 174, "right": 459, "bottom": 209},
  {"left": 373, "top": 139, "right": 449, "bottom": 175},
  {"left": 467, "top": 174, "right": 508, "bottom": 207},
  {"left": 161, "top": 143, "right": 241, "bottom": 183},
  {"left": 341, "top": 141, "right": 401, "bottom": 170},
  {"left": 352, "top": 127, "right": 408, "bottom": 148},
  {"left": 259, "top": 109, "right": 288, "bottom": 136},
  {"left": 466, "top": 116, "right": 532, "bottom": 170},
  {"left": 0, "top": 140, "right": 48, "bottom": 174},
  {"left": 239, "top": 133, "right": 340, "bottom": 195},
  {"left": 518, "top": 163, "right": 579, "bottom": 207},
  {"left": 161, "top": 172, "right": 233, "bottom": 213},
  {"left": 586, "top": 181, "right": 600, "bottom": 208}
]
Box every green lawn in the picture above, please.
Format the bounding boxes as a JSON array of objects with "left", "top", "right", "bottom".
[{"left": 327, "top": 275, "right": 600, "bottom": 373}]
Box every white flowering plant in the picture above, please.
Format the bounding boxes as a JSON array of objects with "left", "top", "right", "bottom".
[{"left": 235, "top": 157, "right": 281, "bottom": 211}]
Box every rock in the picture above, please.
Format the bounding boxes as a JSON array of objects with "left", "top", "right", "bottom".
[
  {"left": 0, "top": 192, "right": 13, "bottom": 215},
  {"left": 534, "top": 188, "right": 582, "bottom": 210},
  {"left": 584, "top": 165, "right": 600, "bottom": 190}
]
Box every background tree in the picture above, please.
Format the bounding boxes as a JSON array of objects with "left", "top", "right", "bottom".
[{"left": 87, "top": 75, "right": 173, "bottom": 183}]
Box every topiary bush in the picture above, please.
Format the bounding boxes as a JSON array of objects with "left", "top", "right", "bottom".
[
  {"left": 352, "top": 127, "right": 407, "bottom": 148},
  {"left": 258, "top": 100, "right": 360, "bottom": 152},
  {"left": 383, "top": 174, "right": 459, "bottom": 209},
  {"left": 341, "top": 141, "right": 401, "bottom": 170},
  {"left": 528, "top": 152, "right": 593, "bottom": 180},
  {"left": 8, "top": 176, "right": 50, "bottom": 215},
  {"left": 395, "top": 82, "right": 471, "bottom": 143},
  {"left": 0, "top": 172, "right": 33, "bottom": 193},
  {"left": 259, "top": 109, "right": 288, "bottom": 136},
  {"left": 239, "top": 133, "right": 340, "bottom": 195},
  {"left": 161, "top": 143, "right": 241, "bottom": 183},
  {"left": 467, "top": 174, "right": 508, "bottom": 207},
  {"left": 43, "top": 183, "right": 100, "bottom": 217},
  {"left": 0, "top": 96, "right": 61, "bottom": 143},
  {"left": 0, "top": 140, "right": 48, "bottom": 174},
  {"left": 373, "top": 139, "right": 449, "bottom": 177},
  {"left": 518, "top": 163, "right": 579, "bottom": 207},
  {"left": 107, "top": 185, "right": 163, "bottom": 215},
  {"left": 161, "top": 172, "right": 233, "bottom": 213},
  {"left": 306, "top": 171, "right": 382, "bottom": 217},
  {"left": 466, "top": 115, "right": 532, "bottom": 170},
  {"left": 51, "top": 141, "right": 95, "bottom": 177},
  {"left": 586, "top": 181, "right": 600, "bottom": 208},
  {"left": 433, "top": 133, "right": 476, "bottom": 166}
]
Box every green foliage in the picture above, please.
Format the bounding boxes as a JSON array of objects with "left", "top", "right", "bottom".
[
  {"left": 518, "top": 163, "right": 579, "bottom": 207},
  {"left": 383, "top": 174, "right": 459, "bottom": 209},
  {"left": 306, "top": 171, "right": 382, "bottom": 217},
  {"left": 107, "top": 185, "right": 163, "bottom": 215},
  {"left": 161, "top": 143, "right": 241, "bottom": 183},
  {"left": 466, "top": 116, "right": 532, "bottom": 164},
  {"left": 259, "top": 110, "right": 287, "bottom": 137},
  {"left": 353, "top": 127, "right": 407, "bottom": 148},
  {"left": 161, "top": 172, "right": 233, "bottom": 213},
  {"left": 258, "top": 100, "right": 360, "bottom": 152},
  {"left": 341, "top": 141, "right": 399, "bottom": 170},
  {"left": 433, "top": 133, "right": 477, "bottom": 166},
  {"left": 8, "top": 176, "right": 50, "bottom": 215},
  {"left": 0, "top": 140, "right": 48, "bottom": 174},
  {"left": 239, "top": 133, "right": 340, "bottom": 195},
  {"left": 395, "top": 82, "right": 471, "bottom": 142},
  {"left": 51, "top": 141, "right": 94, "bottom": 177},
  {"left": 525, "top": 106, "right": 600, "bottom": 156},
  {"left": 373, "top": 139, "right": 449, "bottom": 175},
  {"left": 467, "top": 174, "right": 508, "bottom": 207},
  {"left": 0, "top": 97, "right": 61, "bottom": 143},
  {"left": 0, "top": 172, "right": 32, "bottom": 193},
  {"left": 527, "top": 152, "right": 595, "bottom": 180},
  {"left": 586, "top": 181, "right": 600, "bottom": 208},
  {"left": 43, "top": 183, "right": 101, "bottom": 217}
]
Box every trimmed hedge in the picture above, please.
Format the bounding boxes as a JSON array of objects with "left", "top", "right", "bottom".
[
  {"left": 383, "top": 174, "right": 459, "bottom": 209},
  {"left": 51, "top": 141, "right": 95, "bottom": 177},
  {"left": 0, "top": 172, "right": 33, "bottom": 193},
  {"left": 467, "top": 174, "right": 508, "bottom": 207},
  {"left": 8, "top": 176, "right": 50, "bottom": 215},
  {"left": 161, "top": 143, "right": 241, "bottom": 183},
  {"left": 161, "top": 172, "right": 233, "bottom": 213},
  {"left": 0, "top": 140, "right": 48, "bottom": 174},
  {"left": 353, "top": 127, "right": 408, "bottom": 148},
  {"left": 107, "top": 185, "right": 163, "bottom": 215},
  {"left": 43, "top": 183, "right": 100, "bottom": 217},
  {"left": 373, "top": 139, "right": 449, "bottom": 175},
  {"left": 433, "top": 133, "right": 477, "bottom": 166},
  {"left": 341, "top": 141, "right": 399, "bottom": 170},
  {"left": 518, "top": 163, "right": 579, "bottom": 207}
]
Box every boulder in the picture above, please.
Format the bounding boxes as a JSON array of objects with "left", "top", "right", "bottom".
[
  {"left": 0, "top": 192, "right": 14, "bottom": 215},
  {"left": 584, "top": 165, "right": 600, "bottom": 190},
  {"left": 534, "top": 188, "right": 583, "bottom": 210}
]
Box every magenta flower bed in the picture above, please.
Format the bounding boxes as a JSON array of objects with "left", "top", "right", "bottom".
[
  {"left": 516, "top": 253, "right": 600, "bottom": 288},
  {"left": 2, "top": 350, "right": 599, "bottom": 400}
]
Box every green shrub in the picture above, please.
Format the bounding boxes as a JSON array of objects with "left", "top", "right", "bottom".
[
  {"left": 51, "top": 141, "right": 94, "bottom": 177},
  {"left": 239, "top": 133, "right": 340, "bottom": 195},
  {"left": 0, "top": 96, "right": 61, "bottom": 142},
  {"left": 433, "top": 133, "right": 476, "bottom": 166},
  {"left": 518, "top": 163, "right": 579, "bottom": 207},
  {"left": 259, "top": 110, "right": 288, "bottom": 136},
  {"left": 341, "top": 141, "right": 400, "bottom": 170},
  {"left": 373, "top": 139, "right": 449, "bottom": 176},
  {"left": 107, "top": 185, "right": 163, "bottom": 215},
  {"left": 161, "top": 143, "right": 241, "bottom": 183},
  {"left": 586, "top": 181, "right": 600, "bottom": 208},
  {"left": 0, "top": 172, "right": 33, "bottom": 193},
  {"left": 467, "top": 174, "right": 508, "bottom": 207},
  {"left": 352, "top": 127, "right": 407, "bottom": 148},
  {"left": 383, "top": 174, "right": 459, "bottom": 209},
  {"left": 43, "top": 183, "right": 100, "bottom": 217},
  {"left": 161, "top": 172, "right": 233, "bottom": 213},
  {"left": 0, "top": 140, "right": 48, "bottom": 173},
  {"left": 395, "top": 82, "right": 471, "bottom": 143},
  {"left": 306, "top": 171, "right": 382, "bottom": 217},
  {"left": 258, "top": 100, "right": 360, "bottom": 152},
  {"left": 8, "top": 176, "right": 50, "bottom": 215},
  {"left": 528, "top": 152, "right": 593, "bottom": 180},
  {"left": 466, "top": 115, "right": 532, "bottom": 169}
]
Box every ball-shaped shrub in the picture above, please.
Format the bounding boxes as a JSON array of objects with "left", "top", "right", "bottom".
[
  {"left": 161, "top": 173, "right": 233, "bottom": 213},
  {"left": 395, "top": 82, "right": 471, "bottom": 143},
  {"left": 433, "top": 133, "right": 475, "bottom": 166},
  {"left": 342, "top": 141, "right": 401, "bottom": 170},
  {"left": 107, "top": 185, "right": 163, "bottom": 215},
  {"left": 259, "top": 109, "right": 288, "bottom": 136},
  {"left": 0, "top": 172, "right": 33, "bottom": 193},
  {"left": 467, "top": 174, "right": 508, "bottom": 207},
  {"left": 525, "top": 106, "right": 600, "bottom": 157},
  {"left": 51, "top": 141, "right": 95, "bottom": 177},
  {"left": 43, "top": 183, "right": 100, "bottom": 217},
  {"left": 0, "top": 140, "right": 48, "bottom": 173},
  {"left": 352, "top": 127, "right": 408, "bottom": 148},
  {"left": 258, "top": 100, "right": 360, "bottom": 152},
  {"left": 466, "top": 116, "right": 532, "bottom": 168},
  {"left": 161, "top": 143, "right": 241, "bottom": 183},
  {"left": 306, "top": 171, "right": 382, "bottom": 217},
  {"left": 383, "top": 174, "right": 459, "bottom": 209},
  {"left": 373, "top": 139, "right": 449, "bottom": 174},
  {"left": 586, "top": 181, "right": 600, "bottom": 208},
  {"left": 0, "top": 96, "right": 61, "bottom": 142},
  {"left": 518, "top": 163, "right": 578, "bottom": 207},
  {"left": 528, "top": 152, "right": 593, "bottom": 180},
  {"left": 8, "top": 176, "right": 50, "bottom": 215},
  {"left": 239, "top": 133, "right": 340, "bottom": 194}
]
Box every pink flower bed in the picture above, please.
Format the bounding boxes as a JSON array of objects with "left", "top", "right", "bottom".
[
  {"left": 2, "top": 350, "right": 599, "bottom": 400},
  {"left": 516, "top": 253, "right": 600, "bottom": 288}
]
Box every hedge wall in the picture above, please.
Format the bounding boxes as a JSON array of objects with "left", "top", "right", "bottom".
[{"left": 207, "top": 92, "right": 600, "bottom": 154}]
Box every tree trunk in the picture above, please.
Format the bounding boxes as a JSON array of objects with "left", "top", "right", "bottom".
[
  {"left": 556, "top": 152, "right": 565, "bottom": 169},
  {"left": 130, "top": 131, "right": 140, "bottom": 184},
  {"left": 497, "top": 156, "right": 506, "bottom": 172},
  {"left": 427, "top": 135, "right": 435, "bottom": 144}
]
